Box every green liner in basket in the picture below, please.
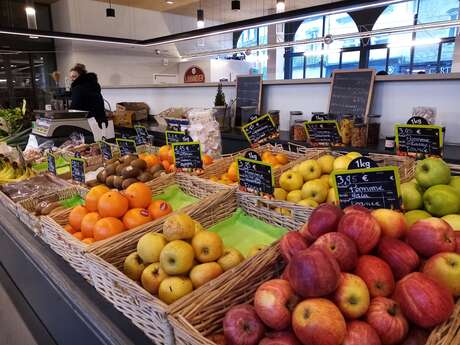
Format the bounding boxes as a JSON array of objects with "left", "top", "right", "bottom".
[
  {"left": 152, "top": 184, "right": 198, "bottom": 211},
  {"left": 60, "top": 195, "right": 85, "bottom": 208},
  {"left": 209, "top": 208, "right": 287, "bottom": 256}
]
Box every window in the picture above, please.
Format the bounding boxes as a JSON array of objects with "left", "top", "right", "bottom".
[{"left": 237, "top": 27, "right": 269, "bottom": 79}]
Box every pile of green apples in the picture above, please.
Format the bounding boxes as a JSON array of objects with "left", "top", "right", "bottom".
[{"left": 402, "top": 158, "right": 460, "bottom": 229}]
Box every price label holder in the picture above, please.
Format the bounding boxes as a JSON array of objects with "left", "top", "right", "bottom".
[
  {"left": 172, "top": 142, "right": 203, "bottom": 170},
  {"left": 245, "top": 150, "right": 262, "bottom": 161},
  {"left": 311, "top": 114, "right": 328, "bottom": 121},
  {"left": 134, "top": 125, "right": 150, "bottom": 145},
  {"left": 116, "top": 138, "right": 137, "bottom": 156},
  {"left": 395, "top": 124, "right": 443, "bottom": 157},
  {"left": 237, "top": 157, "right": 274, "bottom": 195},
  {"left": 166, "top": 131, "right": 193, "bottom": 145},
  {"left": 332, "top": 166, "right": 401, "bottom": 210},
  {"left": 304, "top": 120, "right": 342, "bottom": 146},
  {"left": 47, "top": 153, "right": 57, "bottom": 175},
  {"left": 407, "top": 116, "right": 429, "bottom": 125},
  {"left": 70, "top": 157, "right": 86, "bottom": 183},
  {"left": 99, "top": 140, "right": 113, "bottom": 160},
  {"left": 241, "top": 113, "right": 278, "bottom": 145},
  {"left": 348, "top": 156, "right": 378, "bottom": 170}
]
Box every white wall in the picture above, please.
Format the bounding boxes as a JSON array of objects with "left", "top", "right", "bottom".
[
  {"left": 210, "top": 60, "right": 252, "bottom": 82},
  {"left": 101, "top": 79, "right": 460, "bottom": 144}
]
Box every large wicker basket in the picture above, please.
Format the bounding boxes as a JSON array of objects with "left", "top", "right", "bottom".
[
  {"left": 86, "top": 190, "right": 304, "bottom": 345},
  {"left": 39, "top": 173, "right": 223, "bottom": 282}
]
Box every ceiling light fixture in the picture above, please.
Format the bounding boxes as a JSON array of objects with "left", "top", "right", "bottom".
[
  {"left": 25, "top": 3, "right": 37, "bottom": 31},
  {"left": 276, "top": 0, "right": 286, "bottom": 13},
  {"left": 165, "top": 0, "right": 175, "bottom": 4},
  {"left": 106, "top": 0, "right": 115, "bottom": 17},
  {"left": 232, "top": 0, "right": 241, "bottom": 11},
  {"left": 197, "top": 2, "right": 204, "bottom": 29}
]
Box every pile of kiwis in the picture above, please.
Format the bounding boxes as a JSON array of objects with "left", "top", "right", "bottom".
[{"left": 96, "top": 154, "right": 166, "bottom": 190}]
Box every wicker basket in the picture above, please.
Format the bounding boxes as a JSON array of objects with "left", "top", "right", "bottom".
[{"left": 0, "top": 190, "right": 19, "bottom": 216}]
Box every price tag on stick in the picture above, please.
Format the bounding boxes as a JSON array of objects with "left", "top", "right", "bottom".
[
  {"left": 172, "top": 142, "right": 203, "bottom": 169},
  {"left": 116, "top": 138, "right": 137, "bottom": 156},
  {"left": 304, "top": 120, "right": 342, "bottom": 146},
  {"left": 47, "top": 153, "right": 56, "bottom": 175},
  {"left": 395, "top": 124, "right": 443, "bottom": 157},
  {"left": 242, "top": 114, "right": 278, "bottom": 145},
  {"left": 332, "top": 166, "right": 401, "bottom": 210},
  {"left": 166, "top": 131, "right": 193, "bottom": 145},
  {"left": 237, "top": 157, "right": 274, "bottom": 195},
  {"left": 70, "top": 157, "right": 86, "bottom": 183},
  {"left": 99, "top": 141, "right": 113, "bottom": 160}
]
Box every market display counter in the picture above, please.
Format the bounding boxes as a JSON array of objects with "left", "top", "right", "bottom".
[{"left": 0, "top": 205, "right": 152, "bottom": 345}]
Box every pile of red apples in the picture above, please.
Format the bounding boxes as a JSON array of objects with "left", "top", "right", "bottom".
[{"left": 220, "top": 204, "right": 460, "bottom": 345}]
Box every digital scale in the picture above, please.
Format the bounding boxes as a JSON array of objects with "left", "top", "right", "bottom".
[{"left": 32, "top": 110, "right": 92, "bottom": 138}]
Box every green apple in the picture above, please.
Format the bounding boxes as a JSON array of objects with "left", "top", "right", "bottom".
[
  {"left": 401, "top": 182, "right": 423, "bottom": 211},
  {"left": 287, "top": 190, "right": 303, "bottom": 203},
  {"left": 298, "top": 160, "right": 322, "bottom": 182},
  {"left": 442, "top": 214, "right": 460, "bottom": 231},
  {"left": 279, "top": 171, "right": 303, "bottom": 192},
  {"left": 317, "top": 155, "right": 335, "bottom": 174},
  {"left": 416, "top": 158, "right": 451, "bottom": 189},
  {"left": 273, "top": 188, "right": 287, "bottom": 201},
  {"left": 404, "top": 210, "right": 431, "bottom": 227},
  {"left": 333, "top": 155, "right": 352, "bottom": 171},
  {"left": 423, "top": 185, "right": 460, "bottom": 217},
  {"left": 449, "top": 176, "right": 460, "bottom": 197},
  {"left": 297, "top": 198, "right": 319, "bottom": 208},
  {"left": 301, "top": 180, "right": 328, "bottom": 203}
]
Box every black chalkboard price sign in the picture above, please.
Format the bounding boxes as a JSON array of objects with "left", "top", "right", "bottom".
[
  {"left": 70, "top": 157, "right": 86, "bottom": 183},
  {"left": 172, "top": 142, "right": 203, "bottom": 169},
  {"left": 237, "top": 157, "right": 274, "bottom": 195},
  {"left": 304, "top": 120, "right": 342, "bottom": 146},
  {"left": 242, "top": 114, "right": 278, "bottom": 145},
  {"left": 332, "top": 166, "right": 401, "bottom": 210},
  {"left": 99, "top": 141, "right": 113, "bottom": 160},
  {"left": 328, "top": 69, "right": 375, "bottom": 120},
  {"left": 166, "top": 131, "right": 193, "bottom": 145},
  {"left": 47, "top": 153, "right": 56, "bottom": 175},
  {"left": 134, "top": 125, "right": 150, "bottom": 145},
  {"left": 395, "top": 124, "right": 443, "bottom": 157},
  {"left": 116, "top": 138, "right": 137, "bottom": 156}
]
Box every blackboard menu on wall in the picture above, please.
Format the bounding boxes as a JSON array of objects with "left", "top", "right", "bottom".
[
  {"left": 242, "top": 114, "right": 278, "bottom": 145},
  {"left": 236, "top": 75, "right": 262, "bottom": 122},
  {"left": 237, "top": 157, "right": 274, "bottom": 195},
  {"left": 395, "top": 124, "right": 443, "bottom": 157},
  {"left": 70, "top": 157, "right": 86, "bottom": 183},
  {"left": 304, "top": 120, "right": 342, "bottom": 146},
  {"left": 328, "top": 69, "right": 375, "bottom": 120},
  {"left": 332, "top": 166, "right": 401, "bottom": 210},
  {"left": 166, "top": 131, "right": 193, "bottom": 145},
  {"left": 172, "top": 142, "right": 203, "bottom": 169}
]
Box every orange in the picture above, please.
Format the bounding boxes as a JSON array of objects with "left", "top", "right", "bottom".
[
  {"left": 202, "top": 154, "right": 213, "bottom": 165},
  {"left": 142, "top": 154, "right": 160, "bottom": 168},
  {"left": 227, "top": 162, "right": 238, "bottom": 182},
  {"left": 64, "top": 224, "right": 76, "bottom": 234},
  {"left": 261, "top": 151, "right": 273, "bottom": 161},
  {"left": 82, "top": 237, "right": 95, "bottom": 244},
  {"left": 124, "top": 182, "right": 152, "bottom": 209},
  {"left": 97, "top": 190, "right": 129, "bottom": 218},
  {"left": 275, "top": 153, "right": 289, "bottom": 165},
  {"left": 73, "top": 232, "right": 84, "bottom": 240},
  {"left": 81, "top": 212, "right": 101, "bottom": 238},
  {"left": 162, "top": 160, "right": 171, "bottom": 171},
  {"left": 159, "top": 145, "right": 172, "bottom": 161},
  {"left": 85, "top": 185, "right": 110, "bottom": 212},
  {"left": 122, "top": 208, "right": 152, "bottom": 229},
  {"left": 148, "top": 200, "right": 173, "bottom": 219},
  {"left": 93, "top": 217, "right": 125, "bottom": 241},
  {"left": 68, "top": 205, "right": 88, "bottom": 231},
  {"left": 264, "top": 156, "right": 279, "bottom": 166}
]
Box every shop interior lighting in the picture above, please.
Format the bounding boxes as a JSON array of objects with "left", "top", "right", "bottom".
[
  {"left": 25, "top": 4, "right": 37, "bottom": 31},
  {"left": 165, "top": 1, "right": 175, "bottom": 4},
  {"left": 387, "top": 37, "right": 442, "bottom": 49},
  {"left": 276, "top": 0, "right": 286, "bottom": 13}
]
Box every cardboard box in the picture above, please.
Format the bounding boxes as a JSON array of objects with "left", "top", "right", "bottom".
[{"left": 114, "top": 102, "right": 149, "bottom": 128}]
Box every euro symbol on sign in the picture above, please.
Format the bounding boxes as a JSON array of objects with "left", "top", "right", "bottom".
[
  {"left": 416, "top": 129, "right": 421, "bottom": 135},
  {"left": 362, "top": 175, "right": 368, "bottom": 182},
  {"left": 390, "top": 175, "right": 394, "bottom": 181}
]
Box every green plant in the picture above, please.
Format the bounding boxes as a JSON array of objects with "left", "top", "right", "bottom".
[
  {"left": 0, "top": 107, "right": 23, "bottom": 136},
  {"left": 214, "top": 83, "right": 226, "bottom": 107}
]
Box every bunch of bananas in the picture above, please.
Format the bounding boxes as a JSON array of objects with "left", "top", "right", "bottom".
[{"left": 0, "top": 159, "right": 36, "bottom": 184}]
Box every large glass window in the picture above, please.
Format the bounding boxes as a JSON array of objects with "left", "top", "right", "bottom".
[{"left": 237, "top": 27, "right": 269, "bottom": 79}]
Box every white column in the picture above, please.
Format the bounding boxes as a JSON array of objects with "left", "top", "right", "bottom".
[{"left": 452, "top": 34, "right": 460, "bottom": 72}]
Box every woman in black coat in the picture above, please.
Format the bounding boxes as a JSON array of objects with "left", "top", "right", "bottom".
[{"left": 69, "top": 63, "right": 108, "bottom": 128}]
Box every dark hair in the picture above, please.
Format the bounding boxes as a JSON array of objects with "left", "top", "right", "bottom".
[
  {"left": 70, "top": 63, "right": 87, "bottom": 75},
  {"left": 376, "top": 70, "right": 388, "bottom": 75}
]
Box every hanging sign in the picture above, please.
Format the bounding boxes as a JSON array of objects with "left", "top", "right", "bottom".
[
  {"left": 304, "top": 120, "right": 342, "bottom": 146},
  {"left": 70, "top": 157, "right": 86, "bottom": 183},
  {"left": 237, "top": 157, "right": 274, "bottom": 195},
  {"left": 116, "top": 138, "right": 137, "bottom": 156},
  {"left": 184, "top": 66, "right": 205, "bottom": 83},
  {"left": 395, "top": 124, "right": 443, "bottom": 157},
  {"left": 172, "top": 142, "right": 203, "bottom": 169},
  {"left": 242, "top": 114, "right": 278, "bottom": 145}
]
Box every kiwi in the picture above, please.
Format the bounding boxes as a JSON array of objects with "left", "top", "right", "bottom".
[
  {"left": 153, "top": 170, "right": 165, "bottom": 178},
  {"left": 120, "top": 154, "right": 138, "bottom": 165},
  {"left": 86, "top": 180, "right": 100, "bottom": 188},
  {"left": 104, "top": 163, "right": 117, "bottom": 176},
  {"left": 106, "top": 175, "right": 116, "bottom": 188},
  {"left": 130, "top": 159, "right": 147, "bottom": 171},
  {"left": 113, "top": 176, "right": 124, "bottom": 190},
  {"left": 149, "top": 163, "right": 164, "bottom": 175},
  {"left": 41, "top": 201, "right": 62, "bottom": 215},
  {"left": 121, "top": 165, "right": 141, "bottom": 179},
  {"left": 122, "top": 178, "right": 138, "bottom": 189},
  {"left": 137, "top": 172, "right": 153, "bottom": 182},
  {"left": 106, "top": 157, "right": 119, "bottom": 165},
  {"left": 116, "top": 163, "right": 128, "bottom": 176},
  {"left": 35, "top": 201, "right": 48, "bottom": 215},
  {"left": 97, "top": 170, "right": 107, "bottom": 183}
]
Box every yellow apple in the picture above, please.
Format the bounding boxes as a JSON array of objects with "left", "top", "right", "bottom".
[
  {"left": 247, "top": 244, "right": 268, "bottom": 258},
  {"left": 160, "top": 240, "right": 195, "bottom": 275},
  {"left": 158, "top": 276, "right": 194, "bottom": 304},
  {"left": 194, "top": 220, "right": 205, "bottom": 235},
  {"left": 274, "top": 188, "right": 287, "bottom": 201},
  {"left": 218, "top": 247, "right": 245, "bottom": 271},
  {"left": 292, "top": 165, "right": 300, "bottom": 172},
  {"left": 137, "top": 233, "right": 167, "bottom": 264},
  {"left": 297, "top": 199, "right": 319, "bottom": 208},
  {"left": 317, "top": 155, "right": 335, "bottom": 174},
  {"left": 192, "top": 231, "right": 223, "bottom": 263},
  {"left": 298, "top": 160, "right": 322, "bottom": 182},
  {"left": 442, "top": 214, "right": 460, "bottom": 231},
  {"left": 189, "top": 262, "right": 224, "bottom": 288},
  {"left": 327, "top": 188, "right": 337, "bottom": 205},
  {"left": 279, "top": 171, "right": 303, "bottom": 192},
  {"left": 333, "top": 156, "right": 352, "bottom": 171},
  {"left": 320, "top": 174, "right": 330, "bottom": 188},
  {"left": 346, "top": 152, "right": 362, "bottom": 160},
  {"left": 301, "top": 180, "right": 328, "bottom": 203},
  {"left": 141, "top": 262, "right": 168, "bottom": 294},
  {"left": 275, "top": 207, "right": 291, "bottom": 216},
  {"left": 123, "top": 252, "right": 145, "bottom": 281},
  {"left": 287, "top": 190, "right": 303, "bottom": 203},
  {"left": 163, "top": 213, "right": 195, "bottom": 241},
  {"left": 329, "top": 174, "right": 335, "bottom": 187}
]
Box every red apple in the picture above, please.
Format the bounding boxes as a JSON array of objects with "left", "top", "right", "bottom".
[
  {"left": 343, "top": 320, "right": 381, "bottom": 345},
  {"left": 455, "top": 232, "right": 460, "bottom": 254},
  {"left": 254, "top": 279, "right": 298, "bottom": 330},
  {"left": 292, "top": 298, "right": 346, "bottom": 345},
  {"left": 422, "top": 252, "right": 460, "bottom": 296},
  {"left": 305, "top": 204, "right": 344, "bottom": 239},
  {"left": 333, "top": 273, "right": 370, "bottom": 319},
  {"left": 371, "top": 209, "right": 407, "bottom": 238},
  {"left": 298, "top": 223, "right": 316, "bottom": 244},
  {"left": 311, "top": 232, "right": 358, "bottom": 272},
  {"left": 366, "top": 297, "right": 408, "bottom": 345},
  {"left": 259, "top": 331, "right": 301, "bottom": 345},
  {"left": 224, "top": 304, "right": 265, "bottom": 345},
  {"left": 401, "top": 327, "right": 429, "bottom": 345},
  {"left": 393, "top": 272, "right": 454, "bottom": 328},
  {"left": 208, "top": 333, "right": 226, "bottom": 345},
  {"left": 280, "top": 232, "right": 308, "bottom": 263},
  {"left": 288, "top": 247, "right": 340, "bottom": 297},
  {"left": 343, "top": 205, "right": 371, "bottom": 214},
  {"left": 355, "top": 255, "right": 395, "bottom": 297},
  {"left": 281, "top": 263, "right": 290, "bottom": 280},
  {"left": 338, "top": 212, "right": 381, "bottom": 254},
  {"left": 406, "top": 218, "right": 456, "bottom": 258},
  {"left": 377, "top": 237, "right": 420, "bottom": 280}
]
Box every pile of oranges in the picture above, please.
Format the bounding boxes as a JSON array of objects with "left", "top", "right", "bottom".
[{"left": 64, "top": 182, "right": 173, "bottom": 244}]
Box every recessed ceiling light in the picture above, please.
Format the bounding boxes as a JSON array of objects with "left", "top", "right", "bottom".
[{"left": 165, "top": 1, "right": 174, "bottom": 4}]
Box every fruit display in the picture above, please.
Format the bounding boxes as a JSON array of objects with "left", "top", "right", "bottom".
[
  {"left": 123, "top": 213, "right": 245, "bottom": 304},
  {"left": 0, "top": 158, "right": 36, "bottom": 184},
  {"left": 62, "top": 182, "right": 173, "bottom": 244},
  {"left": 219, "top": 203, "right": 459, "bottom": 345}
]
